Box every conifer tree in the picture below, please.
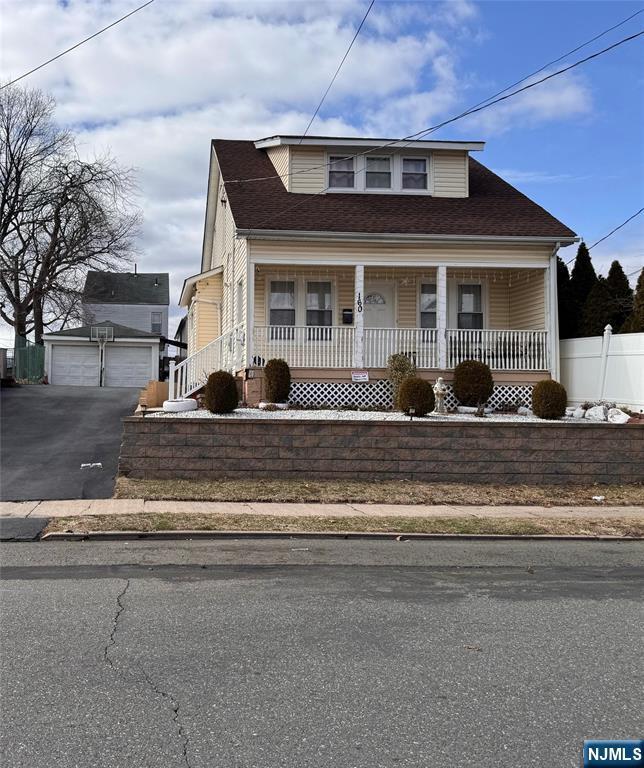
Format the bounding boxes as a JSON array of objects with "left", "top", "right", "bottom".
[
  {"left": 605, "top": 260, "right": 633, "bottom": 331},
  {"left": 570, "top": 242, "right": 597, "bottom": 308},
  {"left": 556, "top": 256, "right": 577, "bottom": 338},
  {"left": 621, "top": 268, "right": 644, "bottom": 333},
  {"left": 581, "top": 277, "right": 613, "bottom": 336}
]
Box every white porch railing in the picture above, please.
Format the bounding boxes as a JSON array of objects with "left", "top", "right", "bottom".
[
  {"left": 446, "top": 329, "right": 549, "bottom": 370},
  {"left": 364, "top": 328, "right": 438, "bottom": 369},
  {"left": 169, "top": 324, "right": 245, "bottom": 399},
  {"left": 252, "top": 326, "right": 354, "bottom": 368}
]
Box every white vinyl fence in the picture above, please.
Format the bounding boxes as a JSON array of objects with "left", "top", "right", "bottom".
[{"left": 560, "top": 326, "right": 644, "bottom": 410}]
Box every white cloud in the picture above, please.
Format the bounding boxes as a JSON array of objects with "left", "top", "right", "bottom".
[
  {"left": 493, "top": 169, "right": 589, "bottom": 185},
  {"left": 0, "top": 0, "right": 600, "bottom": 338}
]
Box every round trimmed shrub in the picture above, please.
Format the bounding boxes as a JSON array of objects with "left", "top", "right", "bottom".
[
  {"left": 532, "top": 379, "right": 567, "bottom": 420},
  {"left": 397, "top": 376, "right": 435, "bottom": 417},
  {"left": 203, "top": 370, "right": 238, "bottom": 414},
  {"left": 453, "top": 360, "right": 494, "bottom": 407},
  {"left": 387, "top": 353, "right": 417, "bottom": 402},
  {"left": 265, "top": 358, "right": 291, "bottom": 403}
]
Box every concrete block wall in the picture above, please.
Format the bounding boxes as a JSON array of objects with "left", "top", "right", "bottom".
[{"left": 119, "top": 418, "right": 643, "bottom": 485}]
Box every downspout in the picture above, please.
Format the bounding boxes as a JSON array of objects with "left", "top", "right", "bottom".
[{"left": 549, "top": 242, "right": 561, "bottom": 381}]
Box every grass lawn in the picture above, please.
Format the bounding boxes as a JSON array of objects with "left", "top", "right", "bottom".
[
  {"left": 115, "top": 476, "right": 644, "bottom": 507},
  {"left": 44, "top": 513, "right": 644, "bottom": 537}
]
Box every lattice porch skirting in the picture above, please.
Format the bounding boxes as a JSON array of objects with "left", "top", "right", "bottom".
[{"left": 288, "top": 380, "right": 533, "bottom": 411}]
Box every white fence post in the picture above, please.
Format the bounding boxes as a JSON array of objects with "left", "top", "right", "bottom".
[
  {"left": 598, "top": 324, "right": 612, "bottom": 400},
  {"left": 353, "top": 265, "right": 364, "bottom": 368},
  {"left": 168, "top": 360, "right": 176, "bottom": 400}
]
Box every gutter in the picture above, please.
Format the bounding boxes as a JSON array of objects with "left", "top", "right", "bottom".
[{"left": 236, "top": 228, "right": 579, "bottom": 245}]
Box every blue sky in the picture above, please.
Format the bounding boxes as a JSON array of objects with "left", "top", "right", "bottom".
[{"left": 1, "top": 0, "right": 643, "bottom": 340}]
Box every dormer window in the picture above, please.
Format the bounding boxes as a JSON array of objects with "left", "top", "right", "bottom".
[
  {"left": 366, "top": 157, "right": 391, "bottom": 189},
  {"left": 402, "top": 158, "right": 428, "bottom": 190},
  {"left": 328, "top": 156, "right": 354, "bottom": 189}
]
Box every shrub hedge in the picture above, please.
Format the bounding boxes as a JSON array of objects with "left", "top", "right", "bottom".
[
  {"left": 453, "top": 360, "right": 494, "bottom": 406},
  {"left": 265, "top": 358, "right": 291, "bottom": 403},
  {"left": 532, "top": 379, "right": 567, "bottom": 420},
  {"left": 203, "top": 370, "right": 238, "bottom": 414},
  {"left": 397, "top": 376, "right": 435, "bottom": 417}
]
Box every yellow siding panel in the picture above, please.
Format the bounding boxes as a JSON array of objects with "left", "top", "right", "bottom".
[
  {"left": 488, "top": 279, "right": 510, "bottom": 329},
  {"left": 509, "top": 271, "right": 546, "bottom": 329},
  {"left": 290, "top": 147, "right": 326, "bottom": 194},
  {"left": 433, "top": 151, "right": 468, "bottom": 198},
  {"left": 194, "top": 275, "right": 223, "bottom": 350},
  {"left": 266, "top": 146, "right": 290, "bottom": 191}
]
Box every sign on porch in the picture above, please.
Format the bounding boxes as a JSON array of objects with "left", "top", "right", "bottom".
[{"left": 351, "top": 370, "right": 369, "bottom": 382}]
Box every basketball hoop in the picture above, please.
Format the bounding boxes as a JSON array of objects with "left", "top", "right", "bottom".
[{"left": 90, "top": 326, "right": 114, "bottom": 342}]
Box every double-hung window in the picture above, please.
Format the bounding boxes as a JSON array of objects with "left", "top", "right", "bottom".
[
  {"left": 306, "top": 281, "right": 332, "bottom": 340},
  {"left": 420, "top": 283, "right": 437, "bottom": 329},
  {"left": 365, "top": 156, "right": 391, "bottom": 189},
  {"left": 269, "top": 280, "right": 295, "bottom": 340},
  {"left": 328, "top": 156, "right": 354, "bottom": 189},
  {"left": 151, "top": 312, "right": 162, "bottom": 334},
  {"left": 458, "top": 285, "right": 483, "bottom": 329},
  {"left": 402, "top": 158, "right": 428, "bottom": 190}
]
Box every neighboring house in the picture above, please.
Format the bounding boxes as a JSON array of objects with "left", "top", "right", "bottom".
[
  {"left": 174, "top": 135, "right": 577, "bottom": 407},
  {"left": 42, "top": 270, "right": 169, "bottom": 388},
  {"left": 43, "top": 322, "right": 160, "bottom": 387},
  {"left": 173, "top": 315, "right": 188, "bottom": 360},
  {"left": 82, "top": 270, "right": 170, "bottom": 341}
]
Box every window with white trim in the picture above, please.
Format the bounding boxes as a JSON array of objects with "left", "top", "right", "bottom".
[
  {"left": 151, "top": 312, "right": 162, "bottom": 334},
  {"left": 402, "top": 158, "right": 428, "bottom": 190},
  {"left": 328, "top": 156, "right": 354, "bottom": 188},
  {"left": 306, "top": 281, "right": 332, "bottom": 340},
  {"left": 458, "top": 284, "right": 483, "bottom": 329},
  {"left": 419, "top": 283, "right": 437, "bottom": 328},
  {"left": 365, "top": 156, "right": 391, "bottom": 189},
  {"left": 269, "top": 280, "right": 295, "bottom": 339}
]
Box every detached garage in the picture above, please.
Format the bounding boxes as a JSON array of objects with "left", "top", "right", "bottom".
[{"left": 44, "top": 322, "right": 160, "bottom": 388}]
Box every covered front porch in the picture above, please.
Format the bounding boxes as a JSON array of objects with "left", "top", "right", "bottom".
[{"left": 250, "top": 264, "right": 552, "bottom": 373}]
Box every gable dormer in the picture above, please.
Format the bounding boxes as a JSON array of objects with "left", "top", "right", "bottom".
[{"left": 255, "top": 136, "right": 484, "bottom": 198}]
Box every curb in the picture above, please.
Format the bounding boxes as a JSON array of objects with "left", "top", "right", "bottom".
[{"left": 41, "top": 530, "right": 644, "bottom": 542}]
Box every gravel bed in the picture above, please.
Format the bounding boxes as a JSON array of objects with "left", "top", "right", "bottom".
[{"left": 147, "top": 407, "right": 580, "bottom": 424}]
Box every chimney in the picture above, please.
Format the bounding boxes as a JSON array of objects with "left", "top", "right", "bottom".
[{"left": 134, "top": 263, "right": 137, "bottom": 275}]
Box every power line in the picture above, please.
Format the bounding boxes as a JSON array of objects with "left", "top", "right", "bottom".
[
  {"left": 227, "top": 28, "right": 644, "bottom": 186},
  {"left": 626, "top": 266, "right": 643, "bottom": 277},
  {"left": 566, "top": 208, "right": 644, "bottom": 264},
  {"left": 1, "top": 0, "right": 157, "bottom": 90},
  {"left": 299, "top": 0, "right": 375, "bottom": 142},
  {"left": 589, "top": 208, "right": 644, "bottom": 249}
]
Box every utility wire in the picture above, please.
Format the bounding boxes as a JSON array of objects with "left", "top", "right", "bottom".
[
  {"left": 299, "top": 0, "right": 375, "bottom": 142},
  {"left": 1, "top": 0, "right": 157, "bottom": 90},
  {"left": 567, "top": 208, "right": 644, "bottom": 264},
  {"left": 226, "top": 27, "right": 644, "bottom": 186},
  {"left": 241, "top": 31, "right": 644, "bottom": 234},
  {"left": 589, "top": 208, "right": 644, "bottom": 249}
]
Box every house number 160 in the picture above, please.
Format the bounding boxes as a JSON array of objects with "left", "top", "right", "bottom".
[{"left": 356, "top": 293, "right": 363, "bottom": 312}]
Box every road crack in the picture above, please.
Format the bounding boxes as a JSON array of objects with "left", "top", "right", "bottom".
[{"left": 102, "top": 579, "right": 191, "bottom": 767}]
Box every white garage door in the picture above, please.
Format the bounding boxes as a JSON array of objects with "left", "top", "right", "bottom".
[
  {"left": 104, "top": 345, "right": 152, "bottom": 388},
  {"left": 51, "top": 345, "right": 100, "bottom": 386}
]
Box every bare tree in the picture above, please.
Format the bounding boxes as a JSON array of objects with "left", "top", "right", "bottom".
[{"left": 0, "top": 84, "right": 140, "bottom": 345}]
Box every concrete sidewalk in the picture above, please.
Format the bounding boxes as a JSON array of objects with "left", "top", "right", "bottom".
[{"left": 1, "top": 499, "right": 643, "bottom": 520}]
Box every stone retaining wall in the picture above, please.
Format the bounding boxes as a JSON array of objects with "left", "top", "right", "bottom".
[{"left": 119, "top": 418, "right": 643, "bottom": 485}]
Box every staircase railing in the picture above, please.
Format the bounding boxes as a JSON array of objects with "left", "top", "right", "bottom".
[{"left": 169, "top": 324, "right": 245, "bottom": 400}]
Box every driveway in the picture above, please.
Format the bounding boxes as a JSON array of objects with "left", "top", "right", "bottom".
[{"left": 0, "top": 385, "right": 139, "bottom": 501}]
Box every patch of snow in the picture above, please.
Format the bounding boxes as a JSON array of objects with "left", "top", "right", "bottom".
[{"left": 572, "top": 406, "right": 586, "bottom": 420}]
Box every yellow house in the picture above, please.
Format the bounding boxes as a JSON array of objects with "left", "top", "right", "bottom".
[{"left": 173, "top": 135, "right": 577, "bottom": 407}]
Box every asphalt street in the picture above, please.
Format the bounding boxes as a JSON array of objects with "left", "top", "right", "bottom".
[
  {"left": 0, "top": 385, "right": 139, "bottom": 501},
  {"left": 1, "top": 538, "right": 643, "bottom": 768}
]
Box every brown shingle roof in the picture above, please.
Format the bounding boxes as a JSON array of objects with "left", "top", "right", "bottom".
[{"left": 214, "top": 139, "right": 576, "bottom": 240}]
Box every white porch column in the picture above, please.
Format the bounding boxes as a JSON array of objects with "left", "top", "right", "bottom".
[
  {"left": 437, "top": 265, "right": 447, "bottom": 369},
  {"left": 548, "top": 248, "right": 560, "bottom": 380},
  {"left": 353, "top": 264, "right": 365, "bottom": 368},
  {"left": 246, "top": 260, "right": 255, "bottom": 367}
]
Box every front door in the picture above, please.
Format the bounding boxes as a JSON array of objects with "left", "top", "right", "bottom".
[{"left": 364, "top": 281, "right": 395, "bottom": 328}]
